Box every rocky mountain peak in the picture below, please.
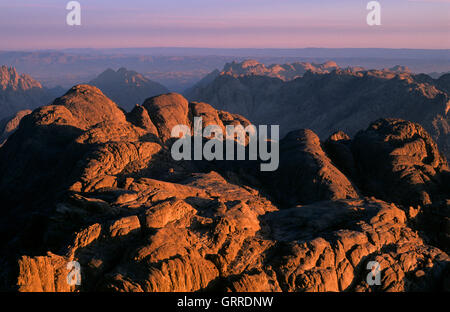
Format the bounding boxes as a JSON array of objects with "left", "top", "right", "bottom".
[
  {"left": 0, "top": 66, "right": 42, "bottom": 91},
  {"left": 0, "top": 66, "right": 57, "bottom": 120},
  {"left": 388, "top": 65, "right": 412, "bottom": 73},
  {"left": 89, "top": 68, "right": 169, "bottom": 111},
  {"left": 322, "top": 60, "right": 339, "bottom": 68},
  {"left": 240, "top": 59, "right": 261, "bottom": 68},
  {"left": 51, "top": 84, "right": 126, "bottom": 129}
]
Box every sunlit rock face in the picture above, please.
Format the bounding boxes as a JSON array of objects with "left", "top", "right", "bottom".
[{"left": 0, "top": 87, "right": 448, "bottom": 292}]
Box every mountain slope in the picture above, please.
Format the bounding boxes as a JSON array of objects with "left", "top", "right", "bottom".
[
  {"left": 89, "top": 67, "right": 169, "bottom": 111},
  {"left": 0, "top": 109, "right": 32, "bottom": 146}
]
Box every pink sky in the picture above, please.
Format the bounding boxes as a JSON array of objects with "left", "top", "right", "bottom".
[{"left": 0, "top": 0, "right": 449, "bottom": 50}]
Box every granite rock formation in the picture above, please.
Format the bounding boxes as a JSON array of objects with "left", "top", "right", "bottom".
[{"left": 0, "top": 87, "right": 448, "bottom": 292}]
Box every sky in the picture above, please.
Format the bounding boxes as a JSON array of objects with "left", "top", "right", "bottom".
[{"left": 0, "top": 0, "right": 449, "bottom": 50}]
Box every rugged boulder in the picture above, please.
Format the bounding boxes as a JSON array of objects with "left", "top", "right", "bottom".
[
  {"left": 270, "top": 129, "right": 359, "bottom": 206},
  {"left": 142, "top": 93, "right": 191, "bottom": 142},
  {"left": 352, "top": 119, "right": 449, "bottom": 207},
  {"left": 52, "top": 85, "right": 127, "bottom": 129}
]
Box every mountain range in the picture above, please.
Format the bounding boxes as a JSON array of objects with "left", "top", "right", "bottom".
[
  {"left": 2, "top": 49, "right": 449, "bottom": 92},
  {"left": 186, "top": 60, "right": 450, "bottom": 160},
  {"left": 220, "top": 60, "right": 340, "bottom": 80},
  {"left": 0, "top": 58, "right": 449, "bottom": 292}
]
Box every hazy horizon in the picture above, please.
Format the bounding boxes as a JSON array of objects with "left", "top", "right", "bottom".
[
  {"left": 2, "top": 47, "right": 450, "bottom": 52},
  {"left": 1, "top": 0, "right": 449, "bottom": 50}
]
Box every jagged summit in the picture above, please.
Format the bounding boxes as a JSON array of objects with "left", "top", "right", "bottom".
[
  {"left": 0, "top": 66, "right": 56, "bottom": 120},
  {"left": 220, "top": 59, "right": 340, "bottom": 81},
  {"left": 0, "top": 66, "right": 42, "bottom": 91}
]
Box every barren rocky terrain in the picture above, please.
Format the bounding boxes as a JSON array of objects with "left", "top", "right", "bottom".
[
  {"left": 0, "top": 85, "right": 448, "bottom": 292},
  {"left": 187, "top": 60, "right": 450, "bottom": 160}
]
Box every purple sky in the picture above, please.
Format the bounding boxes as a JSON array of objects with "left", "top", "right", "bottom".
[{"left": 0, "top": 0, "right": 449, "bottom": 50}]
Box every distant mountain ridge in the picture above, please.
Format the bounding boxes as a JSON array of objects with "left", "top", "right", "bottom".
[
  {"left": 2, "top": 49, "right": 449, "bottom": 92},
  {"left": 187, "top": 60, "right": 414, "bottom": 87},
  {"left": 89, "top": 67, "right": 169, "bottom": 111},
  {"left": 220, "top": 59, "right": 339, "bottom": 80},
  {"left": 186, "top": 60, "right": 450, "bottom": 160}
]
